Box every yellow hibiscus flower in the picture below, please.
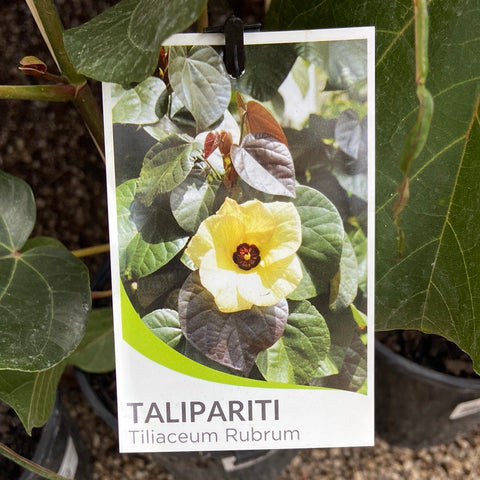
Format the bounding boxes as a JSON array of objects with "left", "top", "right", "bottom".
[{"left": 185, "top": 197, "right": 303, "bottom": 313}]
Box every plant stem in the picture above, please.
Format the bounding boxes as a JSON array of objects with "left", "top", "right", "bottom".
[
  {"left": 72, "top": 243, "right": 110, "bottom": 258},
  {"left": 73, "top": 86, "right": 105, "bottom": 161},
  {"left": 25, "top": 0, "right": 83, "bottom": 85},
  {"left": 91, "top": 290, "right": 113, "bottom": 299},
  {"left": 393, "top": 0, "right": 434, "bottom": 257},
  {"left": 25, "top": 0, "right": 105, "bottom": 159},
  {"left": 0, "top": 84, "right": 76, "bottom": 102},
  {"left": 196, "top": 5, "right": 209, "bottom": 32},
  {"left": 0, "top": 441, "right": 73, "bottom": 480}
]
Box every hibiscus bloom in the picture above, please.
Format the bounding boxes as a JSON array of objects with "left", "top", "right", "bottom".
[{"left": 185, "top": 197, "right": 303, "bottom": 313}]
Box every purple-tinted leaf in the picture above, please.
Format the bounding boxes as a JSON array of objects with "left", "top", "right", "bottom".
[
  {"left": 335, "top": 109, "right": 368, "bottom": 163},
  {"left": 178, "top": 271, "right": 288, "bottom": 375},
  {"left": 231, "top": 132, "right": 296, "bottom": 198}
]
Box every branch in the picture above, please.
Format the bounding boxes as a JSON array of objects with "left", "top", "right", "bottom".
[
  {"left": 0, "top": 84, "right": 76, "bottom": 102},
  {"left": 72, "top": 243, "right": 110, "bottom": 258},
  {"left": 24, "top": 0, "right": 105, "bottom": 160},
  {"left": 0, "top": 441, "right": 74, "bottom": 480}
]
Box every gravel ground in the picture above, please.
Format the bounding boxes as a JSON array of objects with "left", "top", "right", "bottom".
[
  {"left": 2, "top": 1, "right": 480, "bottom": 479},
  {"left": 60, "top": 375, "right": 480, "bottom": 480}
]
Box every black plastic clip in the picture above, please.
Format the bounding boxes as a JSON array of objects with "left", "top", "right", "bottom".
[{"left": 205, "top": 16, "right": 261, "bottom": 79}]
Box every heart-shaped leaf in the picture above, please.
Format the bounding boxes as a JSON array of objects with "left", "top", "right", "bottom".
[
  {"left": 256, "top": 300, "right": 330, "bottom": 384},
  {"left": 0, "top": 246, "right": 91, "bottom": 371},
  {"left": 136, "top": 134, "right": 202, "bottom": 206},
  {"left": 142, "top": 309, "right": 182, "bottom": 348},
  {"left": 1, "top": 173, "right": 90, "bottom": 372},
  {"left": 169, "top": 46, "right": 231, "bottom": 132},
  {"left": 112, "top": 77, "right": 166, "bottom": 125},
  {"left": 0, "top": 362, "right": 66, "bottom": 434},
  {"left": 170, "top": 173, "right": 219, "bottom": 233},
  {"left": 231, "top": 132, "right": 296, "bottom": 197},
  {"left": 231, "top": 44, "right": 297, "bottom": 102},
  {"left": 117, "top": 179, "right": 189, "bottom": 280},
  {"left": 238, "top": 97, "right": 289, "bottom": 146},
  {"left": 178, "top": 271, "right": 288, "bottom": 375},
  {"left": 266, "top": 0, "right": 480, "bottom": 372},
  {"left": 69, "top": 308, "right": 115, "bottom": 373},
  {"left": 63, "top": 0, "right": 207, "bottom": 84},
  {"left": 288, "top": 185, "right": 344, "bottom": 299}
]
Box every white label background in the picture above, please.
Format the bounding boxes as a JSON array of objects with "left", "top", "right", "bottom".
[{"left": 104, "top": 27, "right": 376, "bottom": 453}]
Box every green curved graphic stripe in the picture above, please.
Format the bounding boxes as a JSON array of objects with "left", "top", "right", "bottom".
[{"left": 120, "top": 283, "right": 319, "bottom": 389}]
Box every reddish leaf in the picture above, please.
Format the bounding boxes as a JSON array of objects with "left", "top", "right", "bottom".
[
  {"left": 204, "top": 131, "right": 221, "bottom": 159},
  {"left": 219, "top": 130, "right": 233, "bottom": 156},
  {"left": 231, "top": 132, "right": 296, "bottom": 197},
  {"left": 237, "top": 93, "right": 288, "bottom": 147},
  {"left": 19, "top": 56, "right": 47, "bottom": 77},
  {"left": 178, "top": 271, "right": 288, "bottom": 375}
]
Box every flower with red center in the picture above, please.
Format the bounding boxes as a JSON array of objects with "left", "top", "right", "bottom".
[{"left": 185, "top": 197, "right": 303, "bottom": 313}]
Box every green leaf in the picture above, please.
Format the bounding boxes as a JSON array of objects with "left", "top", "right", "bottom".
[
  {"left": 351, "top": 304, "right": 368, "bottom": 332},
  {"left": 21, "top": 237, "right": 66, "bottom": 252},
  {"left": 348, "top": 226, "right": 367, "bottom": 293},
  {"left": 312, "top": 307, "right": 367, "bottom": 392},
  {"left": 256, "top": 300, "right": 330, "bottom": 385},
  {"left": 0, "top": 246, "right": 91, "bottom": 372},
  {"left": 170, "top": 174, "right": 218, "bottom": 233},
  {"left": 0, "top": 172, "right": 35, "bottom": 252},
  {"left": 232, "top": 44, "right": 297, "bottom": 102},
  {"left": 291, "top": 57, "right": 311, "bottom": 98},
  {"left": 117, "top": 179, "right": 189, "bottom": 280},
  {"left": 231, "top": 133, "right": 296, "bottom": 197},
  {"left": 288, "top": 185, "right": 344, "bottom": 299},
  {"left": 0, "top": 172, "right": 90, "bottom": 372},
  {"left": 329, "top": 234, "right": 358, "bottom": 311},
  {"left": 169, "top": 46, "right": 231, "bottom": 132},
  {"left": 63, "top": 0, "right": 207, "bottom": 84},
  {"left": 267, "top": 0, "right": 480, "bottom": 372},
  {"left": 315, "top": 334, "right": 367, "bottom": 392},
  {"left": 327, "top": 41, "right": 368, "bottom": 90},
  {"left": 69, "top": 308, "right": 115, "bottom": 373},
  {"left": 112, "top": 77, "right": 166, "bottom": 125},
  {"left": 136, "top": 134, "right": 203, "bottom": 206},
  {"left": 142, "top": 309, "right": 182, "bottom": 348},
  {"left": 0, "top": 362, "right": 66, "bottom": 434},
  {"left": 178, "top": 271, "right": 288, "bottom": 375},
  {"left": 295, "top": 42, "right": 329, "bottom": 71}
]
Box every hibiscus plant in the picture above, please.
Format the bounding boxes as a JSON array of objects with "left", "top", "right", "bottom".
[
  {"left": 0, "top": 0, "right": 479, "bottom": 478},
  {"left": 112, "top": 65, "right": 369, "bottom": 383}
]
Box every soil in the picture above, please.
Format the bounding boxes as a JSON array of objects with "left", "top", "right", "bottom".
[
  {"left": 377, "top": 330, "right": 478, "bottom": 379},
  {"left": 0, "top": 403, "right": 41, "bottom": 480}
]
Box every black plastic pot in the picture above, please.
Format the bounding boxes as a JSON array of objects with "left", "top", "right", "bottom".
[
  {"left": 0, "top": 397, "right": 91, "bottom": 480},
  {"left": 75, "top": 369, "right": 297, "bottom": 479},
  {"left": 375, "top": 340, "right": 480, "bottom": 449}
]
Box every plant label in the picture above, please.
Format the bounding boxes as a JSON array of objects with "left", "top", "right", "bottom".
[{"left": 103, "top": 27, "right": 375, "bottom": 452}]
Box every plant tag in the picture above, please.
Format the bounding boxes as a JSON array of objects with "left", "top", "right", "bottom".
[
  {"left": 450, "top": 398, "right": 480, "bottom": 420},
  {"left": 103, "top": 27, "right": 375, "bottom": 453},
  {"left": 57, "top": 436, "right": 79, "bottom": 478}
]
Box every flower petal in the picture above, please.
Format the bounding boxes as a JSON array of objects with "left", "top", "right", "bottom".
[
  {"left": 200, "top": 250, "right": 252, "bottom": 312},
  {"left": 262, "top": 202, "right": 302, "bottom": 264},
  {"left": 220, "top": 198, "right": 276, "bottom": 245}
]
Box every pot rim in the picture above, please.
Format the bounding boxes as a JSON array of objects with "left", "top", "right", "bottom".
[{"left": 375, "top": 340, "right": 480, "bottom": 390}]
